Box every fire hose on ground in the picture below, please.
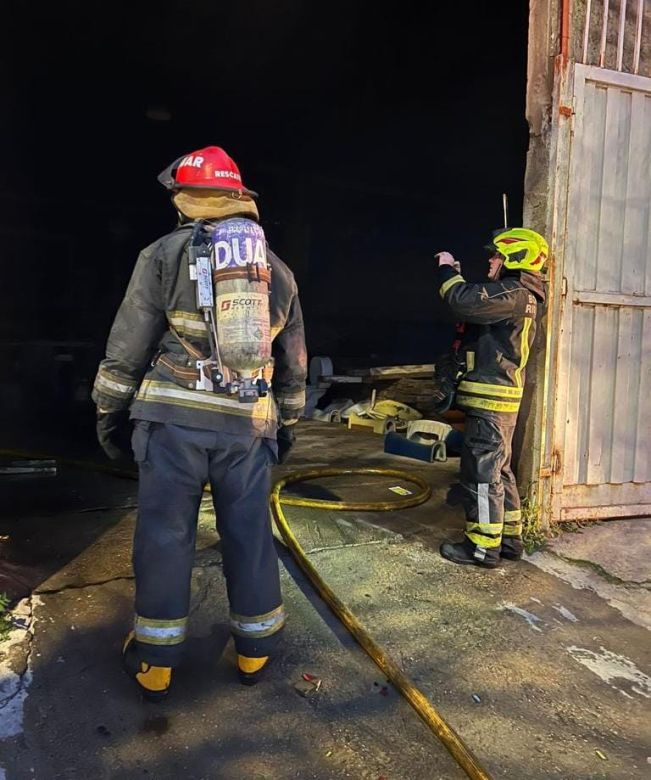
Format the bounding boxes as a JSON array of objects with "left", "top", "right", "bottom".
[
  {"left": 271, "top": 467, "right": 491, "bottom": 780},
  {"left": 1, "top": 450, "right": 491, "bottom": 779}
]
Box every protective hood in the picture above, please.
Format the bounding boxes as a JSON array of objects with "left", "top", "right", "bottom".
[{"left": 172, "top": 189, "right": 259, "bottom": 221}]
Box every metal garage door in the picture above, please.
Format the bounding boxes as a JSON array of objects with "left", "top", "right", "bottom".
[{"left": 548, "top": 63, "right": 651, "bottom": 521}]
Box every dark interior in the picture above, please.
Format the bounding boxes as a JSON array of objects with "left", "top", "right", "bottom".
[{"left": 1, "top": 0, "right": 529, "bottom": 441}]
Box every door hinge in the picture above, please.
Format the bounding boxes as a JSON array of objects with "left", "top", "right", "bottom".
[{"left": 540, "top": 451, "right": 562, "bottom": 479}]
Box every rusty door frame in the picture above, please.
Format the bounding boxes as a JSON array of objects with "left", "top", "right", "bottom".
[{"left": 537, "top": 46, "right": 576, "bottom": 525}]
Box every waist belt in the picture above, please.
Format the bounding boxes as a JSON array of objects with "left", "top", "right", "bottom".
[
  {"left": 155, "top": 353, "right": 273, "bottom": 391},
  {"left": 156, "top": 353, "right": 212, "bottom": 389}
]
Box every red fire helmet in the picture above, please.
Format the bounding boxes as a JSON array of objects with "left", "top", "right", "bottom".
[{"left": 157, "top": 146, "right": 258, "bottom": 197}]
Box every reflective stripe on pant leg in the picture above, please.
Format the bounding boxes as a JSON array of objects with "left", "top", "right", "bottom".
[
  {"left": 465, "top": 483, "right": 503, "bottom": 550},
  {"left": 503, "top": 509, "right": 523, "bottom": 537},
  {"left": 135, "top": 615, "right": 188, "bottom": 646},
  {"left": 230, "top": 605, "right": 286, "bottom": 639}
]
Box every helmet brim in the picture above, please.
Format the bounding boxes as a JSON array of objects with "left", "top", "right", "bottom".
[
  {"left": 157, "top": 157, "right": 183, "bottom": 190},
  {"left": 157, "top": 157, "right": 258, "bottom": 198}
]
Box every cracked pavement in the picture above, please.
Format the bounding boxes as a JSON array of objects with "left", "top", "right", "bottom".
[
  {"left": 1, "top": 421, "right": 650, "bottom": 779},
  {"left": 0, "top": 594, "right": 37, "bottom": 741}
]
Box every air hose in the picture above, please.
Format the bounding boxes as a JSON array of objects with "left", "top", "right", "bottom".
[
  {"left": 1, "top": 450, "right": 491, "bottom": 778},
  {"left": 271, "top": 468, "right": 492, "bottom": 780}
]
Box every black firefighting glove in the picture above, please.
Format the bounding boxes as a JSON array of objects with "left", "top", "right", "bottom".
[
  {"left": 96, "top": 409, "right": 133, "bottom": 461},
  {"left": 276, "top": 424, "right": 296, "bottom": 464},
  {"left": 432, "top": 353, "right": 465, "bottom": 415}
]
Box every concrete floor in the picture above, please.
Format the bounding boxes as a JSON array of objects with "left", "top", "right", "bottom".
[{"left": 0, "top": 420, "right": 649, "bottom": 779}]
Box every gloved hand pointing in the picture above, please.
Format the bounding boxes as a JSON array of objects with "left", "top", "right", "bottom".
[{"left": 435, "top": 252, "right": 462, "bottom": 272}]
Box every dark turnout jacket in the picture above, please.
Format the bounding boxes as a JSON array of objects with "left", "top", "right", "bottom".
[
  {"left": 92, "top": 221, "right": 307, "bottom": 438},
  {"left": 437, "top": 265, "right": 546, "bottom": 416}
]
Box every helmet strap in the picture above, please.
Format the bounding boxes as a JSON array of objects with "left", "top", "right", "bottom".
[{"left": 487, "top": 255, "right": 505, "bottom": 281}]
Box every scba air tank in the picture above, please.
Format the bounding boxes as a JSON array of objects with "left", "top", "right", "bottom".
[{"left": 211, "top": 218, "right": 272, "bottom": 380}]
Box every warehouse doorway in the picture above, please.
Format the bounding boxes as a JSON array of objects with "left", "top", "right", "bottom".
[{"left": 1, "top": 0, "right": 530, "bottom": 406}]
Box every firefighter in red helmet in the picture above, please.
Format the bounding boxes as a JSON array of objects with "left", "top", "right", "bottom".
[{"left": 93, "top": 146, "right": 307, "bottom": 699}]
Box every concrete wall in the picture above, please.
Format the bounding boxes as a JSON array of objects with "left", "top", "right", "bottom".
[{"left": 513, "top": 0, "right": 560, "bottom": 514}]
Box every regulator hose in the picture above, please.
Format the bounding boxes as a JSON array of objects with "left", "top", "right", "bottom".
[
  {"left": 1, "top": 450, "right": 491, "bottom": 778},
  {"left": 271, "top": 467, "right": 492, "bottom": 780}
]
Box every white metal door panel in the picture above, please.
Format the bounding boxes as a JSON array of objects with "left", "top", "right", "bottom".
[{"left": 553, "top": 64, "right": 651, "bottom": 520}]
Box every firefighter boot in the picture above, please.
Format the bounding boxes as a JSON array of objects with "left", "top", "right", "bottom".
[
  {"left": 122, "top": 632, "right": 172, "bottom": 701},
  {"left": 500, "top": 536, "right": 524, "bottom": 561},
  {"left": 237, "top": 655, "right": 270, "bottom": 686},
  {"left": 440, "top": 540, "right": 501, "bottom": 569}
]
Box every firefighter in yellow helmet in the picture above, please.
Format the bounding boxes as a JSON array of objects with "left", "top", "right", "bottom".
[{"left": 435, "top": 228, "right": 548, "bottom": 568}]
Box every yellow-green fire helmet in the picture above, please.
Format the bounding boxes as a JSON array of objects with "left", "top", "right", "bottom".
[{"left": 491, "top": 228, "right": 549, "bottom": 272}]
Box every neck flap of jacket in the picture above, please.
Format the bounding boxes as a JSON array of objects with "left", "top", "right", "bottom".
[{"left": 520, "top": 271, "right": 546, "bottom": 303}]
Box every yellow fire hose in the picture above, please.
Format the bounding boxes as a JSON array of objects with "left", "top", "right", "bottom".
[
  {"left": 271, "top": 467, "right": 491, "bottom": 780},
  {"left": 1, "top": 450, "right": 490, "bottom": 778}
]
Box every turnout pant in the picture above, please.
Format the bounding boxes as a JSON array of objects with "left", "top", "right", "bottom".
[
  {"left": 459, "top": 413, "right": 522, "bottom": 561},
  {"left": 131, "top": 421, "right": 284, "bottom": 667}
]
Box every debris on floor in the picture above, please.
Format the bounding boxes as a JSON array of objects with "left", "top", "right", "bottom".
[
  {"left": 388, "top": 486, "right": 413, "bottom": 496},
  {"left": 347, "top": 393, "right": 422, "bottom": 435},
  {"left": 305, "top": 356, "right": 466, "bottom": 425},
  {"left": 370, "top": 680, "right": 390, "bottom": 697},
  {"left": 311, "top": 398, "right": 356, "bottom": 423},
  {"left": 384, "top": 419, "right": 464, "bottom": 464},
  {"left": 294, "top": 672, "right": 322, "bottom": 697}
]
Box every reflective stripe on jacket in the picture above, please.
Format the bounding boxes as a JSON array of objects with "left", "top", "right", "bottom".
[
  {"left": 437, "top": 266, "right": 546, "bottom": 416},
  {"left": 92, "top": 220, "right": 307, "bottom": 437}
]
